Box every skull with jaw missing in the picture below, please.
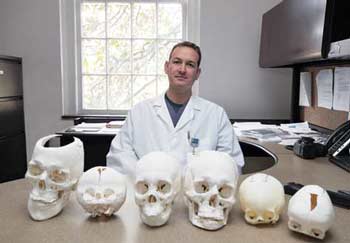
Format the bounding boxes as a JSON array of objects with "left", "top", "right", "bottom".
[
  {"left": 183, "top": 151, "right": 239, "bottom": 230},
  {"left": 25, "top": 135, "right": 84, "bottom": 221},
  {"left": 134, "top": 152, "right": 181, "bottom": 227}
]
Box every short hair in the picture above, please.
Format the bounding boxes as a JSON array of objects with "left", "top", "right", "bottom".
[{"left": 168, "top": 41, "right": 202, "bottom": 67}]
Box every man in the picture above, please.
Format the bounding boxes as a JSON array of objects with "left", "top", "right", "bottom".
[{"left": 107, "top": 41, "right": 244, "bottom": 176}]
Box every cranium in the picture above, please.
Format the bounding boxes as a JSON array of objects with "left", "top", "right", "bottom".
[
  {"left": 25, "top": 135, "right": 84, "bottom": 221},
  {"left": 287, "top": 185, "right": 335, "bottom": 239},
  {"left": 76, "top": 166, "right": 127, "bottom": 217},
  {"left": 238, "top": 173, "right": 285, "bottom": 225},
  {"left": 134, "top": 152, "right": 181, "bottom": 227},
  {"left": 183, "top": 150, "right": 239, "bottom": 230}
]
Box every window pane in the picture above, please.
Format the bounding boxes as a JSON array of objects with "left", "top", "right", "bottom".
[
  {"left": 157, "top": 40, "right": 180, "bottom": 74},
  {"left": 82, "top": 75, "right": 107, "bottom": 109},
  {"left": 107, "top": 3, "right": 131, "bottom": 38},
  {"left": 82, "top": 39, "right": 106, "bottom": 74},
  {"left": 158, "top": 3, "right": 182, "bottom": 39},
  {"left": 133, "top": 75, "right": 156, "bottom": 105},
  {"left": 81, "top": 2, "right": 105, "bottom": 38},
  {"left": 108, "top": 40, "right": 131, "bottom": 74},
  {"left": 158, "top": 75, "right": 169, "bottom": 95},
  {"left": 133, "top": 3, "right": 156, "bottom": 38},
  {"left": 108, "top": 75, "right": 131, "bottom": 110},
  {"left": 133, "top": 40, "right": 156, "bottom": 74}
]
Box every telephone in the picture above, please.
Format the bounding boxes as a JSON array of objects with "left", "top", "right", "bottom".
[
  {"left": 326, "top": 120, "right": 350, "bottom": 157},
  {"left": 326, "top": 120, "right": 350, "bottom": 172}
]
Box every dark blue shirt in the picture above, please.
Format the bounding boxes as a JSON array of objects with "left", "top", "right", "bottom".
[{"left": 165, "top": 94, "right": 188, "bottom": 127}]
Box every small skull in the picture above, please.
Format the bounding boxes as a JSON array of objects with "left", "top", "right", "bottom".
[
  {"left": 76, "top": 166, "right": 127, "bottom": 217},
  {"left": 288, "top": 185, "right": 335, "bottom": 239},
  {"left": 238, "top": 173, "right": 285, "bottom": 225},
  {"left": 134, "top": 152, "right": 181, "bottom": 227},
  {"left": 183, "top": 151, "right": 239, "bottom": 230},
  {"left": 25, "top": 135, "right": 84, "bottom": 221}
]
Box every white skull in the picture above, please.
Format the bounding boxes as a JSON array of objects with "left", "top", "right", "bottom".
[
  {"left": 238, "top": 173, "right": 285, "bottom": 225},
  {"left": 134, "top": 152, "right": 181, "bottom": 227},
  {"left": 76, "top": 166, "right": 127, "bottom": 217},
  {"left": 287, "top": 185, "right": 335, "bottom": 239},
  {"left": 183, "top": 151, "right": 239, "bottom": 230},
  {"left": 25, "top": 134, "right": 84, "bottom": 221}
]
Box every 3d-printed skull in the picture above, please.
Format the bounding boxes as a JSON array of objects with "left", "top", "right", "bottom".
[
  {"left": 134, "top": 152, "right": 181, "bottom": 227},
  {"left": 239, "top": 173, "right": 285, "bottom": 225},
  {"left": 25, "top": 135, "right": 84, "bottom": 221},
  {"left": 183, "top": 151, "right": 239, "bottom": 230},
  {"left": 76, "top": 166, "right": 127, "bottom": 217},
  {"left": 287, "top": 185, "right": 335, "bottom": 239}
]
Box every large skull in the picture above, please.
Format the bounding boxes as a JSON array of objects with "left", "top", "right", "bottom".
[
  {"left": 134, "top": 152, "right": 181, "bottom": 227},
  {"left": 238, "top": 173, "right": 285, "bottom": 225},
  {"left": 183, "top": 151, "right": 239, "bottom": 230},
  {"left": 287, "top": 185, "right": 335, "bottom": 239},
  {"left": 25, "top": 135, "right": 84, "bottom": 221},
  {"left": 76, "top": 166, "right": 127, "bottom": 217}
]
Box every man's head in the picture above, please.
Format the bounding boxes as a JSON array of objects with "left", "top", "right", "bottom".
[
  {"left": 164, "top": 41, "right": 202, "bottom": 97},
  {"left": 168, "top": 41, "right": 202, "bottom": 67}
]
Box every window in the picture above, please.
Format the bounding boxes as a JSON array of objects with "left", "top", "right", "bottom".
[{"left": 60, "top": 0, "right": 200, "bottom": 115}]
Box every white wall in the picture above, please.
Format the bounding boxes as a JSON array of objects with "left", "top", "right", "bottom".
[
  {"left": 0, "top": 0, "right": 71, "bottom": 158},
  {"left": 200, "top": 0, "right": 292, "bottom": 119},
  {"left": 0, "top": 0, "right": 292, "bottom": 158}
]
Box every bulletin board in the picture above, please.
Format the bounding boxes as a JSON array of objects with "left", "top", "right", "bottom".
[{"left": 299, "top": 65, "right": 349, "bottom": 130}]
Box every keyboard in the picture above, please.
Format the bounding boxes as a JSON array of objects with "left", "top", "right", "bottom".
[{"left": 329, "top": 155, "right": 350, "bottom": 173}]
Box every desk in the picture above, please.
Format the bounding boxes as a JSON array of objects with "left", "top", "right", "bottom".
[{"left": 0, "top": 142, "right": 349, "bottom": 243}]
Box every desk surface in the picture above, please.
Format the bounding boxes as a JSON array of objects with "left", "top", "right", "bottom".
[{"left": 0, "top": 141, "right": 349, "bottom": 243}]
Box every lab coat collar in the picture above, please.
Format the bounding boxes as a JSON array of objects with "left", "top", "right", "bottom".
[{"left": 152, "top": 94, "right": 201, "bottom": 131}]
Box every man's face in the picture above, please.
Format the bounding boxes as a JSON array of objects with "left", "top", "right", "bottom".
[{"left": 164, "top": 46, "right": 201, "bottom": 93}]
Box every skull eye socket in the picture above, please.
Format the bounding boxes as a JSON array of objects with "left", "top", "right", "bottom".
[
  {"left": 247, "top": 210, "right": 257, "bottom": 220},
  {"left": 103, "top": 188, "right": 114, "bottom": 198},
  {"left": 136, "top": 181, "right": 149, "bottom": 194},
  {"left": 28, "top": 164, "right": 43, "bottom": 176},
  {"left": 157, "top": 180, "right": 171, "bottom": 193},
  {"left": 311, "top": 229, "right": 322, "bottom": 238},
  {"left": 194, "top": 181, "right": 210, "bottom": 193},
  {"left": 218, "top": 185, "right": 233, "bottom": 198},
  {"left": 290, "top": 221, "right": 301, "bottom": 230},
  {"left": 86, "top": 188, "right": 95, "bottom": 197},
  {"left": 49, "top": 169, "right": 68, "bottom": 183},
  {"left": 263, "top": 211, "right": 274, "bottom": 221}
]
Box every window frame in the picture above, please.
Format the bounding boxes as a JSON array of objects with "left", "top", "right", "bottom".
[{"left": 60, "top": 0, "right": 200, "bottom": 116}]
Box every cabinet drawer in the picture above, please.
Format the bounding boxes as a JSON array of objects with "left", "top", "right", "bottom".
[{"left": 0, "top": 61, "right": 22, "bottom": 97}]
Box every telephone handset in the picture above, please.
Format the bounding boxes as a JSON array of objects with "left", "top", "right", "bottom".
[{"left": 325, "top": 120, "right": 350, "bottom": 157}]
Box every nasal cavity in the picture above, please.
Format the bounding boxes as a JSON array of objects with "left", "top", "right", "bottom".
[
  {"left": 148, "top": 195, "right": 157, "bottom": 203},
  {"left": 39, "top": 180, "right": 46, "bottom": 190},
  {"left": 209, "top": 195, "right": 217, "bottom": 207}
]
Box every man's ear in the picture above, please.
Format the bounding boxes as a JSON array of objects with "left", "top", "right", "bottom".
[
  {"left": 164, "top": 61, "right": 169, "bottom": 75},
  {"left": 195, "top": 67, "right": 201, "bottom": 80}
]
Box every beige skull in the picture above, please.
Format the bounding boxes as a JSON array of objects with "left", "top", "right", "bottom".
[{"left": 239, "top": 173, "right": 285, "bottom": 225}]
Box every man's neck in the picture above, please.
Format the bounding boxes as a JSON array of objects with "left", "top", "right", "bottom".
[{"left": 166, "top": 90, "right": 192, "bottom": 104}]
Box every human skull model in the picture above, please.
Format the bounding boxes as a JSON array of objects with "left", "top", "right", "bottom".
[
  {"left": 238, "top": 173, "right": 285, "bottom": 225},
  {"left": 287, "top": 185, "right": 335, "bottom": 239},
  {"left": 76, "top": 166, "right": 127, "bottom": 217},
  {"left": 134, "top": 152, "right": 181, "bottom": 227},
  {"left": 183, "top": 151, "right": 239, "bottom": 230},
  {"left": 25, "top": 135, "right": 84, "bottom": 221}
]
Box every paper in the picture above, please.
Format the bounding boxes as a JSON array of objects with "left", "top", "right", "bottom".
[
  {"left": 316, "top": 69, "right": 333, "bottom": 109},
  {"left": 299, "top": 72, "right": 312, "bottom": 107},
  {"left": 333, "top": 67, "right": 350, "bottom": 111}
]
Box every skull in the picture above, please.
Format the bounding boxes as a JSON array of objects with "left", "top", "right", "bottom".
[
  {"left": 76, "top": 166, "right": 127, "bottom": 217},
  {"left": 25, "top": 135, "right": 84, "bottom": 221},
  {"left": 183, "top": 150, "right": 239, "bottom": 230},
  {"left": 134, "top": 152, "right": 181, "bottom": 227},
  {"left": 238, "top": 173, "right": 285, "bottom": 225},
  {"left": 287, "top": 185, "right": 335, "bottom": 239}
]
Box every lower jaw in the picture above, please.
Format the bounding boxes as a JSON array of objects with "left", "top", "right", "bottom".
[{"left": 28, "top": 195, "right": 68, "bottom": 221}]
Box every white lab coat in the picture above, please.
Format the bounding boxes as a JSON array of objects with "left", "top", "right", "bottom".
[{"left": 106, "top": 95, "right": 244, "bottom": 176}]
